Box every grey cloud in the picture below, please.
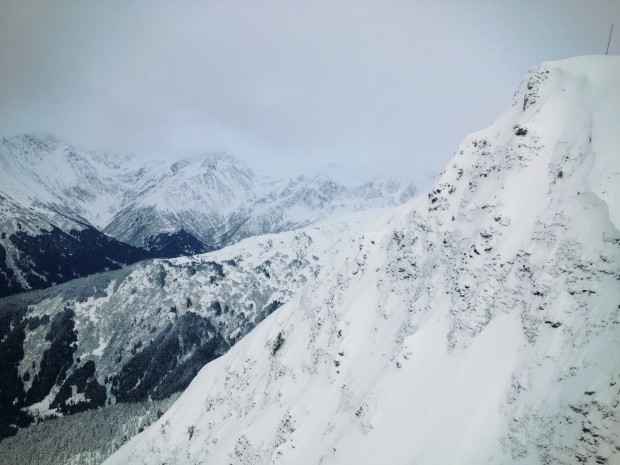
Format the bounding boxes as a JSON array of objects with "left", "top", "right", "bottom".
[{"left": 1, "top": 0, "right": 619, "bottom": 182}]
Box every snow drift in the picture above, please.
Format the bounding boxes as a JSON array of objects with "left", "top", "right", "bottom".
[{"left": 104, "top": 56, "right": 620, "bottom": 465}]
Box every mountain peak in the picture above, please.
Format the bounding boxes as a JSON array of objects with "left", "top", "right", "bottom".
[
  {"left": 8, "top": 132, "right": 64, "bottom": 145},
  {"left": 1, "top": 132, "right": 65, "bottom": 158},
  {"left": 199, "top": 151, "right": 248, "bottom": 170}
]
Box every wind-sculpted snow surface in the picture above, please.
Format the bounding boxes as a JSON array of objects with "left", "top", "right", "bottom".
[
  {"left": 0, "top": 212, "right": 374, "bottom": 440},
  {"left": 104, "top": 56, "right": 620, "bottom": 465}
]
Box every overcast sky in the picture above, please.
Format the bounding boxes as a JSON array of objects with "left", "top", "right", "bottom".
[{"left": 1, "top": 1, "right": 619, "bottom": 183}]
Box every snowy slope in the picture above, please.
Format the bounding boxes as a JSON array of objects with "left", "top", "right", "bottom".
[
  {"left": 0, "top": 210, "right": 377, "bottom": 440},
  {"left": 104, "top": 56, "right": 620, "bottom": 465}
]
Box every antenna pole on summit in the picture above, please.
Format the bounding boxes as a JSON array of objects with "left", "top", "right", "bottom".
[{"left": 606, "top": 24, "right": 614, "bottom": 55}]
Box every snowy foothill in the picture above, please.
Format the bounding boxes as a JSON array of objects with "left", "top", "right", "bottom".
[{"left": 103, "top": 56, "right": 620, "bottom": 465}]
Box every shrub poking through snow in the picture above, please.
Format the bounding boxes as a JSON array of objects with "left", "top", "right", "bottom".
[{"left": 272, "top": 331, "right": 285, "bottom": 355}]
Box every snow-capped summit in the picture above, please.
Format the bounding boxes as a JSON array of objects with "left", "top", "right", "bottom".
[{"left": 104, "top": 56, "right": 620, "bottom": 465}]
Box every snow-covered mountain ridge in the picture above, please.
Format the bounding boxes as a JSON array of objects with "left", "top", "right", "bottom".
[
  {"left": 0, "top": 135, "right": 416, "bottom": 296},
  {"left": 104, "top": 56, "right": 620, "bottom": 464},
  {"left": 0, "top": 134, "right": 416, "bottom": 238}
]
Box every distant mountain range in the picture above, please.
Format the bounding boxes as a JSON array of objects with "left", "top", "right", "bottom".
[{"left": 0, "top": 135, "right": 416, "bottom": 297}]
